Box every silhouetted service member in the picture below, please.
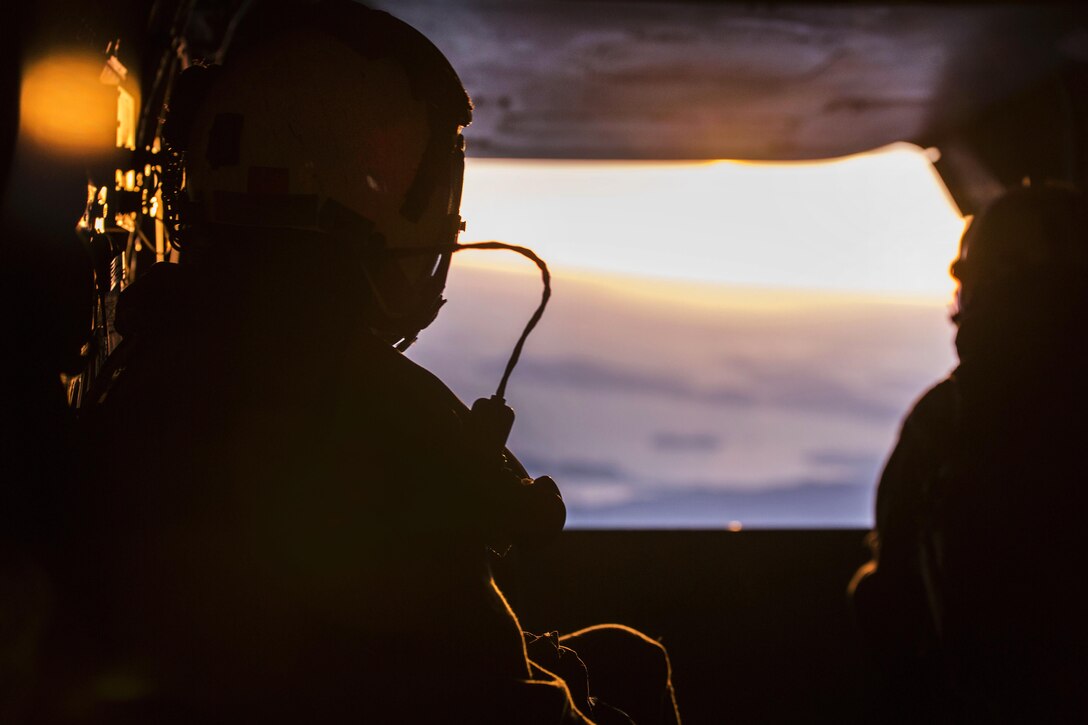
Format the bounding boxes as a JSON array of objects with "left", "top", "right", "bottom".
[
  {"left": 852, "top": 186, "right": 1088, "bottom": 722},
  {"left": 30, "top": 3, "right": 677, "bottom": 724}
]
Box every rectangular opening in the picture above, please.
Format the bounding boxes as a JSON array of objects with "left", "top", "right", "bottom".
[{"left": 408, "top": 143, "right": 964, "bottom": 528}]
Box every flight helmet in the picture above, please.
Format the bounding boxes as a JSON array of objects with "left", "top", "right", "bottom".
[{"left": 163, "top": 2, "right": 472, "bottom": 349}]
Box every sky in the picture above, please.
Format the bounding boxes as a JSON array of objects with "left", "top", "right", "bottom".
[
  {"left": 457, "top": 144, "right": 966, "bottom": 299},
  {"left": 407, "top": 145, "right": 965, "bottom": 528},
  {"left": 410, "top": 268, "right": 957, "bottom": 528}
]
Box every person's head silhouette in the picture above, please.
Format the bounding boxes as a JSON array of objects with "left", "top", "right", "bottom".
[
  {"left": 951, "top": 184, "right": 1088, "bottom": 367},
  {"left": 162, "top": 1, "right": 472, "bottom": 349}
]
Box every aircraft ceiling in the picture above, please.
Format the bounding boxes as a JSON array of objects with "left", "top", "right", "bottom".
[{"left": 366, "top": 1, "right": 1087, "bottom": 161}]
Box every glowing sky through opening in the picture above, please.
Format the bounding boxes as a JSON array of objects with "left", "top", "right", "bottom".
[
  {"left": 414, "top": 143, "right": 966, "bottom": 527},
  {"left": 459, "top": 143, "right": 966, "bottom": 301}
]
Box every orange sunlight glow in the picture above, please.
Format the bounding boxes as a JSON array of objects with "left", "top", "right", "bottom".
[
  {"left": 459, "top": 144, "right": 966, "bottom": 301},
  {"left": 20, "top": 53, "right": 119, "bottom": 154}
]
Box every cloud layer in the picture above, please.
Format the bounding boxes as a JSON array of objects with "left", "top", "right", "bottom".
[{"left": 409, "top": 263, "right": 956, "bottom": 527}]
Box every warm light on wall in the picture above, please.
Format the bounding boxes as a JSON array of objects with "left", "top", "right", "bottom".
[
  {"left": 20, "top": 53, "right": 120, "bottom": 154},
  {"left": 116, "top": 86, "right": 137, "bottom": 150}
]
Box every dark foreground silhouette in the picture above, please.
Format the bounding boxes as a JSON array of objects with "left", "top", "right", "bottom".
[
  {"left": 852, "top": 186, "right": 1088, "bottom": 722},
  {"left": 24, "top": 251, "right": 671, "bottom": 723},
  {"left": 6, "top": 3, "right": 679, "bottom": 722}
]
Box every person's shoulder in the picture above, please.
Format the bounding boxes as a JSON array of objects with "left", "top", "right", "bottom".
[
  {"left": 904, "top": 376, "right": 960, "bottom": 432},
  {"left": 347, "top": 333, "right": 469, "bottom": 421},
  {"left": 352, "top": 334, "right": 449, "bottom": 389},
  {"left": 885, "top": 375, "right": 962, "bottom": 477}
]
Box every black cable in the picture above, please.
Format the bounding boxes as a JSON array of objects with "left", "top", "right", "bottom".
[
  {"left": 388, "top": 240, "right": 551, "bottom": 400},
  {"left": 455, "top": 241, "right": 550, "bottom": 400}
]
